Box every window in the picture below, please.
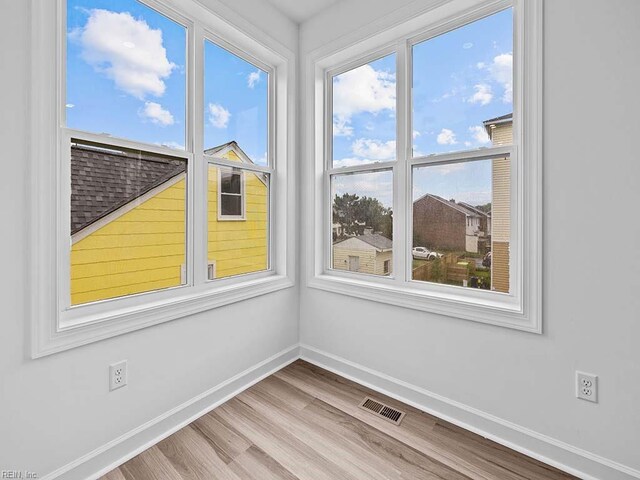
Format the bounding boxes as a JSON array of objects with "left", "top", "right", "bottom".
[
  {"left": 31, "top": 0, "right": 293, "bottom": 356},
  {"left": 204, "top": 40, "right": 272, "bottom": 278},
  {"left": 310, "top": 0, "right": 543, "bottom": 332},
  {"left": 218, "top": 169, "right": 244, "bottom": 219}
]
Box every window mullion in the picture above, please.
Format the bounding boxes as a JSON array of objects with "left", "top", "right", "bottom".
[
  {"left": 192, "top": 23, "right": 207, "bottom": 286},
  {"left": 410, "top": 145, "right": 513, "bottom": 167},
  {"left": 394, "top": 40, "right": 409, "bottom": 286},
  {"left": 327, "top": 161, "right": 396, "bottom": 176}
]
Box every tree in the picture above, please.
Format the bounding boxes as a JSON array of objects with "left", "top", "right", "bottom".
[
  {"left": 333, "top": 193, "right": 393, "bottom": 239},
  {"left": 474, "top": 202, "right": 492, "bottom": 213}
]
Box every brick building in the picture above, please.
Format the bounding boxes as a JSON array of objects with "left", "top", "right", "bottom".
[{"left": 412, "top": 194, "right": 485, "bottom": 253}]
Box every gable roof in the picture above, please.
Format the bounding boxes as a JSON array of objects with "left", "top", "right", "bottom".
[
  {"left": 71, "top": 144, "right": 186, "bottom": 235},
  {"left": 458, "top": 202, "right": 490, "bottom": 218},
  {"left": 71, "top": 140, "right": 267, "bottom": 236},
  {"left": 413, "top": 193, "right": 480, "bottom": 217},
  {"left": 205, "top": 141, "right": 255, "bottom": 164},
  {"left": 334, "top": 232, "right": 392, "bottom": 252}
]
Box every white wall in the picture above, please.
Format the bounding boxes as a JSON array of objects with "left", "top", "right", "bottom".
[
  {"left": 0, "top": 0, "right": 298, "bottom": 477},
  {"left": 300, "top": 0, "right": 640, "bottom": 476}
]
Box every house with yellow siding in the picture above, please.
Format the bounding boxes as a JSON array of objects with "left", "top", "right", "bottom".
[
  {"left": 333, "top": 228, "right": 392, "bottom": 276},
  {"left": 483, "top": 113, "right": 513, "bottom": 294},
  {"left": 70, "top": 141, "right": 268, "bottom": 306}
]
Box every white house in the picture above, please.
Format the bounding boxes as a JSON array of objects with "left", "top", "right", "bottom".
[{"left": 333, "top": 229, "right": 392, "bottom": 275}]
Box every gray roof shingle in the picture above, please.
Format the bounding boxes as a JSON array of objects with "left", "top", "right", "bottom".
[
  {"left": 335, "top": 232, "right": 393, "bottom": 251},
  {"left": 70, "top": 144, "right": 186, "bottom": 234}
]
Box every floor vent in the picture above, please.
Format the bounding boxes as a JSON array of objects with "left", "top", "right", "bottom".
[{"left": 359, "top": 397, "right": 405, "bottom": 425}]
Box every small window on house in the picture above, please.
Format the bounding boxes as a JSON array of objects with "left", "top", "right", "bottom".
[
  {"left": 219, "top": 169, "right": 244, "bottom": 218},
  {"left": 383, "top": 260, "right": 390, "bottom": 275}
]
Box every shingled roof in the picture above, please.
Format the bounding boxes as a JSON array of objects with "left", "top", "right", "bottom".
[
  {"left": 413, "top": 193, "right": 482, "bottom": 217},
  {"left": 334, "top": 231, "right": 393, "bottom": 251},
  {"left": 70, "top": 144, "right": 186, "bottom": 234}
]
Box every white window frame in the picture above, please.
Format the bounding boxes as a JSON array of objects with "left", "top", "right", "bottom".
[
  {"left": 30, "top": 0, "right": 296, "bottom": 357},
  {"left": 306, "top": 0, "right": 542, "bottom": 333},
  {"left": 217, "top": 168, "right": 246, "bottom": 220}
]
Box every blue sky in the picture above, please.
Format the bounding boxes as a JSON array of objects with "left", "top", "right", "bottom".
[
  {"left": 66, "top": 0, "right": 268, "bottom": 163},
  {"left": 204, "top": 41, "right": 268, "bottom": 164},
  {"left": 333, "top": 8, "right": 512, "bottom": 209}
]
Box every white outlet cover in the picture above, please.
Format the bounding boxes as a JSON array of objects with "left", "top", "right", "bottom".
[
  {"left": 109, "top": 360, "right": 128, "bottom": 391},
  {"left": 576, "top": 371, "right": 597, "bottom": 403}
]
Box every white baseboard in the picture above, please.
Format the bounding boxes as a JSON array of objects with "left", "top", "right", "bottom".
[
  {"left": 41, "top": 343, "right": 640, "bottom": 480},
  {"left": 42, "top": 344, "right": 300, "bottom": 480},
  {"left": 299, "top": 344, "right": 640, "bottom": 480}
]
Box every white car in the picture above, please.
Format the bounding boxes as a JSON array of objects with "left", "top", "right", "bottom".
[
  {"left": 412, "top": 247, "right": 431, "bottom": 259},
  {"left": 427, "top": 251, "right": 443, "bottom": 260}
]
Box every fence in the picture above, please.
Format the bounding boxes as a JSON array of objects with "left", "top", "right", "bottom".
[{"left": 412, "top": 253, "right": 476, "bottom": 284}]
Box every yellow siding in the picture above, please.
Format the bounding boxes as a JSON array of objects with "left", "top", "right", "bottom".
[
  {"left": 490, "top": 122, "right": 513, "bottom": 146},
  {"left": 207, "top": 157, "right": 268, "bottom": 279},
  {"left": 333, "top": 247, "right": 377, "bottom": 275},
  {"left": 492, "top": 241, "right": 510, "bottom": 293},
  {"left": 332, "top": 238, "right": 392, "bottom": 276},
  {"left": 374, "top": 250, "right": 393, "bottom": 276},
  {"left": 491, "top": 121, "right": 513, "bottom": 293},
  {"left": 70, "top": 178, "right": 187, "bottom": 305},
  {"left": 492, "top": 157, "right": 511, "bottom": 243},
  {"left": 70, "top": 147, "right": 269, "bottom": 305}
]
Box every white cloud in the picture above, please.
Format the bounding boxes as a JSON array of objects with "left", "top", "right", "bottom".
[
  {"left": 437, "top": 128, "right": 458, "bottom": 145},
  {"left": 333, "top": 157, "right": 371, "bottom": 168},
  {"left": 428, "top": 163, "right": 466, "bottom": 176},
  {"left": 333, "top": 118, "right": 354, "bottom": 137},
  {"left": 455, "top": 190, "right": 492, "bottom": 205},
  {"left": 140, "top": 101, "right": 174, "bottom": 126},
  {"left": 247, "top": 70, "right": 261, "bottom": 89},
  {"left": 66, "top": 103, "right": 75, "bottom": 108},
  {"left": 159, "top": 141, "right": 185, "bottom": 150},
  {"left": 332, "top": 64, "right": 396, "bottom": 135},
  {"left": 469, "top": 125, "right": 491, "bottom": 145},
  {"left": 463, "top": 42, "right": 474, "bottom": 49},
  {"left": 412, "top": 130, "right": 421, "bottom": 139},
  {"left": 74, "top": 9, "right": 176, "bottom": 99},
  {"left": 208, "top": 103, "right": 231, "bottom": 128},
  {"left": 351, "top": 138, "right": 396, "bottom": 161},
  {"left": 333, "top": 171, "right": 393, "bottom": 207},
  {"left": 483, "top": 53, "right": 513, "bottom": 103},
  {"left": 468, "top": 83, "right": 493, "bottom": 105}
]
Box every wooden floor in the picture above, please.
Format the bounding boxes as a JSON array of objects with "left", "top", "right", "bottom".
[{"left": 102, "top": 360, "right": 577, "bottom": 480}]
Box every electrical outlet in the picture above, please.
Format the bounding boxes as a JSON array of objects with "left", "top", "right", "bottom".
[
  {"left": 576, "top": 371, "right": 597, "bottom": 403},
  {"left": 109, "top": 360, "right": 128, "bottom": 391}
]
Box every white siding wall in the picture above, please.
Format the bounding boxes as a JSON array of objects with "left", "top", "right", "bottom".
[{"left": 333, "top": 237, "right": 377, "bottom": 274}]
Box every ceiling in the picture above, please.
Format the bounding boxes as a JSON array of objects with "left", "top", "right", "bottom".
[{"left": 263, "top": 0, "right": 343, "bottom": 23}]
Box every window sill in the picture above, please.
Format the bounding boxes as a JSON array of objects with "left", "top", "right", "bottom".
[
  {"left": 32, "top": 274, "right": 294, "bottom": 358},
  {"left": 307, "top": 273, "right": 541, "bottom": 334}
]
